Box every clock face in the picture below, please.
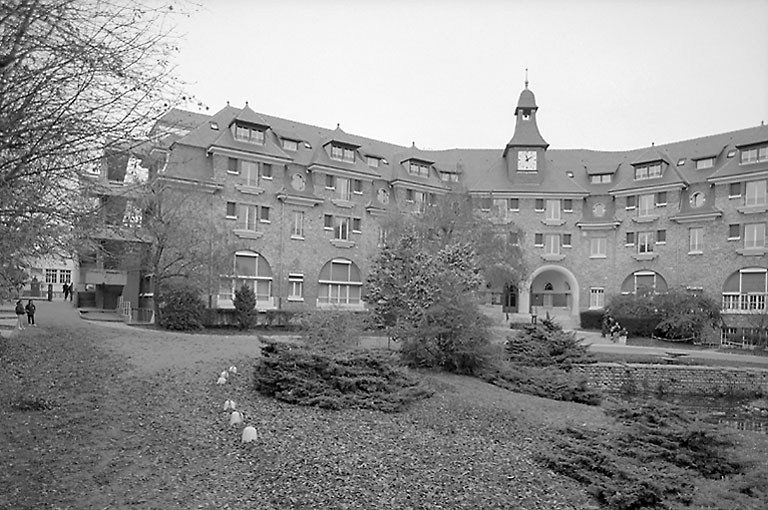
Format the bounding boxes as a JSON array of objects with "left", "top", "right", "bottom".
[
  {"left": 291, "top": 173, "right": 306, "bottom": 191},
  {"left": 592, "top": 202, "right": 606, "bottom": 218},
  {"left": 517, "top": 150, "right": 537, "bottom": 171},
  {"left": 689, "top": 191, "right": 705, "bottom": 208},
  {"left": 377, "top": 187, "right": 390, "bottom": 204}
]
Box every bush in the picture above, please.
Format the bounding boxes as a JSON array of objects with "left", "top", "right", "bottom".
[
  {"left": 481, "top": 364, "right": 602, "bottom": 405},
  {"left": 505, "top": 323, "right": 594, "bottom": 368},
  {"left": 580, "top": 309, "right": 603, "bottom": 330},
  {"left": 157, "top": 284, "right": 205, "bottom": 331},
  {"left": 252, "top": 341, "right": 433, "bottom": 412},
  {"left": 233, "top": 284, "right": 256, "bottom": 330},
  {"left": 294, "top": 310, "right": 363, "bottom": 352},
  {"left": 398, "top": 278, "right": 493, "bottom": 375},
  {"left": 539, "top": 402, "right": 750, "bottom": 510}
]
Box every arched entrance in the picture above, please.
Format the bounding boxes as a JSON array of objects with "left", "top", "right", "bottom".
[{"left": 519, "top": 265, "right": 580, "bottom": 324}]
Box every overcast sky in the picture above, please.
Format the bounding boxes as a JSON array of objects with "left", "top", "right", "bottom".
[{"left": 171, "top": 0, "right": 768, "bottom": 152}]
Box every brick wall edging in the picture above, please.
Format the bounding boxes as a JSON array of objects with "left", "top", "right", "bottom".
[{"left": 576, "top": 362, "right": 768, "bottom": 396}]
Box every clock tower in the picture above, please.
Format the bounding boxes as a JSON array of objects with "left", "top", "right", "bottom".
[{"left": 503, "top": 79, "right": 549, "bottom": 178}]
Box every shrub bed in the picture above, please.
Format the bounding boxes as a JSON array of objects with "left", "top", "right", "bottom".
[
  {"left": 579, "top": 309, "right": 603, "bottom": 331},
  {"left": 538, "top": 402, "right": 766, "bottom": 510},
  {"left": 252, "top": 341, "right": 433, "bottom": 412}
]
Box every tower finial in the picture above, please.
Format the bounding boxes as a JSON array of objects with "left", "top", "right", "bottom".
[{"left": 525, "top": 68, "right": 529, "bottom": 89}]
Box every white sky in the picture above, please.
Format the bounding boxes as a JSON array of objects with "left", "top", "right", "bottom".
[{"left": 171, "top": 0, "right": 768, "bottom": 152}]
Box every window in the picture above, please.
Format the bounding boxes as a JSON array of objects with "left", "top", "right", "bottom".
[
  {"left": 241, "top": 161, "right": 260, "bottom": 187},
  {"left": 325, "top": 174, "right": 335, "bottom": 189},
  {"left": 324, "top": 214, "right": 333, "bottom": 229},
  {"left": 226, "top": 202, "right": 237, "bottom": 218},
  {"left": 534, "top": 198, "right": 544, "bottom": 211},
  {"left": 562, "top": 233, "right": 572, "bottom": 247},
  {"left": 352, "top": 218, "right": 362, "bottom": 233},
  {"left": 744, "top": 223, "right": 766, "bottom": 249},
  {"left": 546, "top": 200, "right": 561, "bottom": 221},
  {"left": 745, "top": 180, "right": 767, "bottom": 207},
  {"left": 544, "top": 234, "right": 560, "bottom": 255},
  {"left": 288, "top": 274, "right": 304, "bottom": 301},
  {"left": 656, "top": 229, "right": 666, "bottom": 244},
  {"left": 621, "top": 270, "right": 667, "bottom": 295},
  {"left": 590, "top": 237, "right": 607, "bottom": 257},
  {"left": 638, "top": 194, "right": 655, "bottom": 217},
  {"left": 626, "top": 232, "right": 635, "bottom": 245},
  {"left": 408, "top": 161, "right": 430, "bottom": 177},
  {"left": 352, "top": 179, "right": 363, "bottom": 194},
  {"left": 626, "top": 195, "right": 636, "bottom": 209},
  {"left": 589, "top": 287, "right": 605, "bottom": 308},
  {"left": 260, "top": 206, "right": 270, "bottom": 222},
  {"left": 590, "top": 174, "right": 612, "bottom": 184},
  {"left": 509, "top": 198, "right": 519, "bottom": 211},
  {"left": 337, "top": 177, "right": 352, "bottom": 201},
  {"left": 318, "top": 258, "right": 363, "bottom": 306},
  {"left": 291, "top": 211, "right": 304, "bottom": 238},
  {"left": 234, "top": 123, "right": 265, "bottom": 145},
  {"left": 440, "top": 172, "right": 459, "bottom": 182},
  {"left": 330, "top": 145, "right": 355, "bottom": 163},
  {"left": 282, "top": 139, "right": 299, "bottom": 151},
  {"left": 228, "top": 157, "right": 239, "bottom": 174},
  {"left": 722, "top": 268, "right": 767, "bottom": 312},
  {"left": 509, "top": 232, "right": 520, "bottom": 246},
  {"left": 729, "top": 182, "right": 742, "bottom": 198},
  {"left": 689, "top": 227, "right": 703, "bottom": 253},
  {"left": 740, "top": 145, "right": 768, "bottom": 165},
  {"left": 634, "top": 162, "right": 662, "bottom": 180},
  {"left": 366, "top": 156, "right": 380, "bottom": 168},
  {"left": 534, "top": 233, "right": 544, "bottom": 246},
  {"left": 493, "top": 198, "right": 508, "bottom": 217},
  {"left": 638, "top": 232, "right": 654, "bottom": 254},
  {"left": 260, "top": 163, "right": 272, "bottom": 179},
  {"left": 59, "top": 270, "right": 72, "bottom": 284},
  {"left": 334, "top": 216, "right": 350, "bottom": 241},
  {"left": 656, "top": 192, "right": 667, "bottom": 206},
  {"left": 238, "top": 204, "right": 259, "bottom": 231},
  {"left": 219, "top": 251, "right": 273, "bottom": 304},
  {"left": 677, "top": 158, "right": 686, "bottom": 166},
  {"left": 728, "top": 224, "right": 741, "bottom": 240},
  {"left": 695, "top": 157, "right": 714, "bottom": 170},
  {"left": 563, "top": 199, "right": 573, "bottom": 212}
]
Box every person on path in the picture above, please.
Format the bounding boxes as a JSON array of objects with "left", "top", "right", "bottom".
[
  {"left": 69, "top": 283, "right": 73, "bottom": 302},
  {"left": 62, "top": 283, "right": 69, "bottom": 300},
  {"left": 25, "top": 299, "right": 36, "bottom": 326},
  {"left": 15, "top": 299, "right": 25, "bottom": 330}
]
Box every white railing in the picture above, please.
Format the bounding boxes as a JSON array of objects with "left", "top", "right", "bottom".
[{"left": 116, "top": 297, "right": 132, "bottom": 323}]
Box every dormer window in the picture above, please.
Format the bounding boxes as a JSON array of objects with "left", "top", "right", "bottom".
[
  {"left": 331, "top": 144, "right": 355, "bottom": 163},
  {"left": 440, "top": 172, "right": 459, "bottom": 182},
  {"left": 408, "top": 161, "right": 430, "bottom": 178},
  {"left": 366, "top": 156, "right": 380, "bottom": 168},
  {"left": 695, "top": 157, "right": 715, "bottom": 170},
  {"left": 677, "top": 158, "right": 686, "bottom": 166},
  {"left": 521, "top": 109, "right": 531, "bottom": 121},
  {"left": 634, "top": 162, "right": 663, "bottom": 180},
  {"left": 234, "top": 123, "right": 265, "bottom": 145},
  {"left": 210, "top": 122, "right": 219, "bottom": 131},
  {"left": 740, "top": 144, "right": 768, "bottom": 165},
  {"left": 590, "top": 174, "right": 612, "bottom": 184},
  {"left": 282, "top": 139, "right": 299, "bottom": 151}
]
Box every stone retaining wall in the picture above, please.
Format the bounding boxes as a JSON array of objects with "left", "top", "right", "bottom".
[{"left": 577, "top": 362, "right": 768, "bottom": 396}]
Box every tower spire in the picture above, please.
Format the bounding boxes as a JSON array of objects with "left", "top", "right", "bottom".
[{"left": 525, "top": 68, "right": 529, "bottom": 89}]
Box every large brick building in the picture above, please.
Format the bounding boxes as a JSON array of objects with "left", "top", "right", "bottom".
[{"left": 87, "top": 84, "right": 768, "bottom": 339}]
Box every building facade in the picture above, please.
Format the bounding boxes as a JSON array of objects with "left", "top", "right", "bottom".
[{"left": 90, "top": 85, "right": 768, "bottom": 339}]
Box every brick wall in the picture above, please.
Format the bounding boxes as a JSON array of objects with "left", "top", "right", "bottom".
[{"left": 576, "top": 362, "right": 768, "bottom": 396}]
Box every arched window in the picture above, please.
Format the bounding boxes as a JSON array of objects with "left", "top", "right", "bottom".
[
  {"left": 218, "top": 251, "right": 274, "bottom": 308},
  {"left": 620, "top": 270, "right": 668, "bottom": 295},
  {"left": 722, "top": 267, "right": 767, "bottom": 311},
  {"left": 544, "top": 282, "right": 554, "bottom": 291},
  {"left": 317, "top": 258, "right": 363, "bottom": 308}
]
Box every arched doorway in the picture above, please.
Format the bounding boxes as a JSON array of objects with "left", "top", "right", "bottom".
[{"left": 519, "top": 265, "right": 580, "bottom": 323}]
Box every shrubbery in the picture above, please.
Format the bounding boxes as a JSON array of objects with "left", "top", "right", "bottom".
[
  {"left": 293, "top": 310, "right": 363, "bottom": 352},
  {"left": 539, "top": 401, "right": 759, "bottom": 510},
  {"left": 252, "top": 341, "right": 433, "bottom": 412},
  {"left": 505, "top": 323, "right": 593, "bottom": 368},
  {"left": 233, "top": 284, "right": 256, "bottom": 330},
  {"left": 156, "top": 284, "right": 205, "bottom": 331}
]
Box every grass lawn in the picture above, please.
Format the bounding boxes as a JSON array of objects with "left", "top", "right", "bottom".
[{"left": 1, "top": 317, "right": 767, "bottom": 509}]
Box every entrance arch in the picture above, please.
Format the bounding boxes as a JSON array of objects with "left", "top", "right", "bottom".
[{"left": 519, "top": 265, "right": 580, "bottom": 321}]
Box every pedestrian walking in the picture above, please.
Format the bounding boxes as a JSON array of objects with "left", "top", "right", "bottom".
[
  {"left": 69, "top": 283, "right": 73, "bottom": 302},
  {"left": 25, "top": 299, "right": 36, "bottom": 326},
  {"left": 62, "top": 283, "right": 69, "bottom": 300},
  {"left": 15, "top": 299, "right": 25, "bottom": 330}
]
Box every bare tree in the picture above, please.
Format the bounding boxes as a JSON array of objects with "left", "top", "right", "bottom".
[{"left": 0, "top": 0, "right": 188, "bottom": 282}]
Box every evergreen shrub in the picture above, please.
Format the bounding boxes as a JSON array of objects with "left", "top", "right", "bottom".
[
  {"left": 233, "top": 284, "right": 256, "bottom": 330},
  {"left": 157, "top": 284, "right": 205, "bottom": 331}
]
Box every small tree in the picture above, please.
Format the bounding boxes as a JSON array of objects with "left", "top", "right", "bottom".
[
  {"left": 233, "top": 284, "right": 256, "bottom": 330},
  {"left": 156, "top": 284, "right": 205, "bottom": 331}
]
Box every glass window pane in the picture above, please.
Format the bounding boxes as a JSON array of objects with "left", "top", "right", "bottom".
[{"left": 235, "top": 254, "right": 257, "bottom": 276}]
